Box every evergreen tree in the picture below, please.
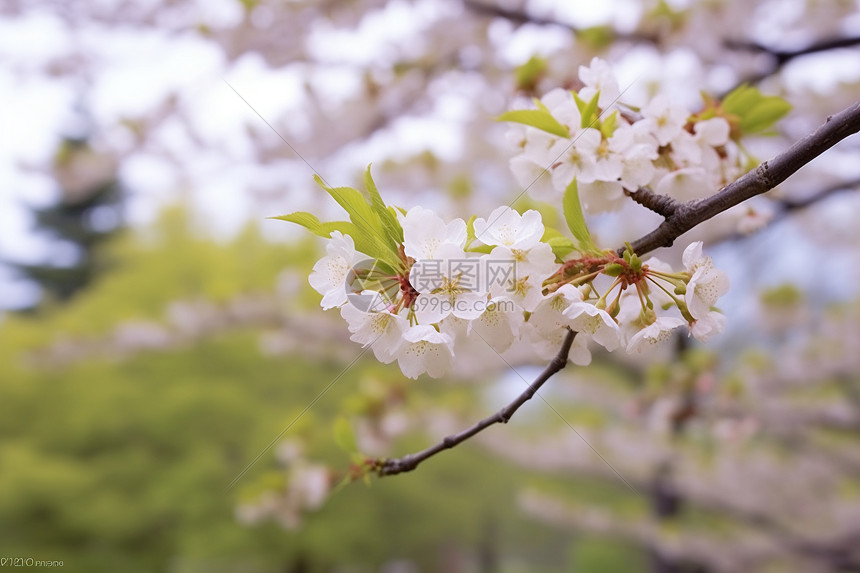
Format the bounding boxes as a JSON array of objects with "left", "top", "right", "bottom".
[{"left": 8, "top": 137, "right": 122, "bottom": 310}]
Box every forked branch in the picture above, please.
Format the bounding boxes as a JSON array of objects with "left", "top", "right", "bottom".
[{"left": 377, "top": 101, "right": 860, "bottom": 479}]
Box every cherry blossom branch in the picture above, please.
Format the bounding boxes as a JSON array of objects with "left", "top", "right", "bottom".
[
  {"left": 372, "top": 103, "right": 860, "bottom": 479},
  {"left": 626, "top": 100, "right": 860, "bottom": 257},
  {"left": 373, "top": 329, "right": 577, "bottom": 476}
]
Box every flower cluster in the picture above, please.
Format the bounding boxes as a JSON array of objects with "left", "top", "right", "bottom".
[
  {"left": 306, "top": 202, "right": 728, "bottom": 379},
  {"left": 506, "top": 58, "right": 767, "bottom": 213},
  {"left": 273, "top": 57, "right": 774, "bottom": 379}
]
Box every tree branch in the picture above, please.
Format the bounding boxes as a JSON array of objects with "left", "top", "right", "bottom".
[
  {"left": 776, "top": 177, "right": 860, "bottom": 215},
  {"left": 727, "top": 35, "right": 860, "bottom": 66},
  {"left": 625, "top": 100, "right": 860, "bottom": 256},
  {"left": 724, "top": 35, "right": 860, "bottom": 93},
  {"left": 373, "top": 329, "right": 577, "bottom": 476},
  {"left": 462, "top": 0, "right": 655, "bottom": 43}
]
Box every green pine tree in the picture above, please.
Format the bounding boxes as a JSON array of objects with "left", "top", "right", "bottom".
[{"left": 9, "top": 137, "right": 123, "bottom": 310}]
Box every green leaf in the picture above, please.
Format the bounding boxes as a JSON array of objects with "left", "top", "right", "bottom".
[
  {"left": 722, "top": 84, "right": 758, "bottom": 113},
  {"left": 468, "top": 243, "right": 494, "bottom": 254},
  {"left": 363, "top": 164, "right": 404, "bottom": 246},
  {"left": 313, "top": 175, "right": 401, "bottom": 266},
  {"left": 742, "top": 98, "right": 792, "bottom": 133},
  {"left": 514, "top": 55, "right": 547, "bottom": 91},
  {"left": 578, "top": 25, "right": 615, "bottom": 49},
  {"left": 497, "top": 109, "right": 570, "bottom": 138},
  {"left": 562, "top": 179, "right": 598, "bottom": 252},
  {"left": 333, "top": 417, "right": 358, "bottom": 453},
  {"left": 269, "top": 212, "right": 348, "bottom": 238},
  {"left": 722, "top": 85, "right": 792, "bottom": 135},
  {"left": 573, "top": 91, "right": 600, "bottom": 128},
  {"left": 541, "top": 225, "right": 578, "bottom": 259},
  {"left": 466, "top": 214, "right": 478, "bottom": 245},
  {"left": 600, "top": 110, "right": 618, "bottom": 138},
  {"left": 547, "top": 236, "right": 577, "bottom": 259},
  {"left": 273, "top": 213, "right": 392, "bottom": 265},
  {"left": 540, "top": 225, "right": 565, "bottom": 241},
  {"left": 314, "top": 175, "right": 378, "bottom": 230}
]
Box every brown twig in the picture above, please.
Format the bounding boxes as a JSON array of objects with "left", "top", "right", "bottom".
[
  {"left": 462, "top": 0, "right": 655, "bottom": 43},
  {"left": 374, "top": 330, "right": 577, "bottom": 476}
]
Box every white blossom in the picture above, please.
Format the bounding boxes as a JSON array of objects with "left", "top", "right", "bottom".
[
  {"left": 627, "top": 316, "right": 686, "bottom": 354},
  {"left": 690, "top": 310, "right": 727, "bottom": 341},
  {"left": 682, "top": 242, "right": 730, "bottom": 319},
  {"left": 549, "top": 128, "right": 602, "bottom": 188},
  {"left": 309, "top": 231, "right": 361, "bottom": 310},
  {"left": 640, "top": 94, "right": 689, "bottom": 146},
  {"left": 410, "top": 243, "right": 487, "bottom": 324},
  {"left": 401, "top": 206, "right": 467, "bottom": 260},
  {"left": 340, "top": 304, "right": 407, "bottom": 363},
  {"left": 563, "top": 301, "right": 622, "bottom": 352},
  {"left": 578, "top": 57, "right": 621, "bottom": 110},
  {"left": 469, "top": 296, "right": 524, "bottom": 353},
  {"left": 473, "top": 206, "right": 544, "bottom": 250},
  {"left": 397, "top": 325, "right": 455, "bottom": 379}
]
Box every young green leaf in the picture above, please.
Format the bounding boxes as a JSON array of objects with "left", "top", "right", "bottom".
[
  {"left": 600, "top": 110, "right": 618, "bottom": 138},
  {"left": 573, "top": 91, "right": 601, "bottom": 128},
  {"left": 514, "top": 55, "right": 547, "bottom": 92},
  {"left": 363, "top": 164, "right": 404, "bottom": 246},
  {"left": 541, "top": 226, "right": 578, "bottom": 259},
  {"left": 269, "top": 212, "right": 348, "bottom": 238},
  {"left": 562, "top": 179, "right": 598, "bottom": 253},
  {"left": 497, "top": 109, "right": 570, "bottom": 138},
  {"left": 314, "top": 175, "right": 378, "bottom": 230},
  {"left": 741, "top": 98, "right": 792, "bottom": 134},
  {"left": 546, "top": 235, "right": 577, "bottom": 259},
  {"left": 722, "top": 85, "right": 792, "bottom": 135},
  {"left": 273, "top": 212, "right": 393, "bottom": 264},
  {"left": 313, "top": 175, "right": 401, "bottom": 266}
]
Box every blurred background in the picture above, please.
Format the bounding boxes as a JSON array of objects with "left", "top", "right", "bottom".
[{"left": 2, "top": 1, "right": 860, "bottom": 571}]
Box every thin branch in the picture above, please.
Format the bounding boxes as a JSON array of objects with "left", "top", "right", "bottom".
[
  {"left": 724, "top": 35, "right": 860, "bottom": 93},
  {"left": 373, "top": 330, "right": 577, "bottom": 476},
  {"left": 726, "top": 35, "right": 860, "bottom": 66},
  {"left": 695, "top": 177, "right": 860, "bottom": 248},
  {"left": 462, "top": 0, "right": 655, "bottom": 43},
  {"left": 777, "top": 177, "right": 860, "bottom": 214},
  {"left": 624, "top": 100, "right": 860, "bottom": 256}
]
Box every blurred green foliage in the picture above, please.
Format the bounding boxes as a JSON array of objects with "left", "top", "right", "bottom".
[{"left": 0, "top": 208, "right": 645, "bottom": 572}]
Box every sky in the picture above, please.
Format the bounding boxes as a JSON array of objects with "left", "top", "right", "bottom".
[{"left": 0, "top": 0, "right": 620, "bottom": 308}]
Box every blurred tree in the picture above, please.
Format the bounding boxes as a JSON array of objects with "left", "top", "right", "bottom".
[
  {"left": 8, "top": 137, "right": 123, "bottom": 311},
  {"left": 0, "top": 212, "right": 647, "bottom": 572}
]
